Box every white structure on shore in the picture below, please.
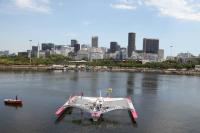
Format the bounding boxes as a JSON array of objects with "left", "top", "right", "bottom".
[
  {"left": 54, "top": 45, "right": 74, "bottom": 56},
  {"left": 89, "top": 48, "right": 104, "bottom": 60},
  {"left": 75, "top": 49, "right": 89, "bottom": 60}
]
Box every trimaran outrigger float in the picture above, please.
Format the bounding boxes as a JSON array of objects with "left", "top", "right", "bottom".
[{"left": 55, "top": 91, "right": 138, "bottom": 122}]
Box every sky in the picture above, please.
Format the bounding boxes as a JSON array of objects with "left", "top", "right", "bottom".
[{"left": 0, "top": 0, "right": 200, "bottom": 56}]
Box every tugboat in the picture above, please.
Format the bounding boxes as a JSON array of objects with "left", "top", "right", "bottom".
[{"left": 4, "top": 95, "right": 23, "bottom": 105}]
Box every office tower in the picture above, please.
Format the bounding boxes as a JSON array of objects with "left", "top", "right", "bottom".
[
  {"left": 32, "top": 46, "right": 39, "bottom": 58},
  {"left": 41, "top": 43, "right": 54, "bottom": 51},
  {"left": 128, "top": 32, "right": 136, "bottom": 57},
  {"left": 110, "top": 42, "right": 120, "bottom": 53},
  {"left": 71, "top": 40, "right": 78, "bottom": 47},
  {"left": 143, "top": 38, "right": 159, "bottom": 54},
  {"left": 32, "top": 46, "right": 38, "bottom": 51},
  {"left": 92, "top": 36, "right": 98, "bottom": 48},
  {"left": 74, "top": 43, "right": 80, "bottom": 53},
  {"left": 158, "top": 49, "right": 164, "bottom": 60}
]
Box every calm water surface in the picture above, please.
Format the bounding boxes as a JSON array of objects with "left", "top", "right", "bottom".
[{"left": 0, "top": 71, "right": 200, "bottom": 133}]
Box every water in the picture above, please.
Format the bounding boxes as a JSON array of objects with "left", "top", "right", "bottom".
[{"left": 0, "top": 71, "right": 200, "bottom": 133}]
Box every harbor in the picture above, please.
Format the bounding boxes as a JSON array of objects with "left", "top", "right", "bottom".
[{"left": 1, "top": 71, "right": 200, "bottom": 133}]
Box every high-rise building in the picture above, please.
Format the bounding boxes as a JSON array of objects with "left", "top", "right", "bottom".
[
  {"left": 110, "top": 42, "right": 120, "bottom": 53},
  {"left": 41, "top": 43, "right": 54, "bottom": 51},
  {"left": 158, "top": 49, "right": 164, "bottom": 61},
  {"left": 74, "top": 44, "right": 80, "bottom": 53},
  {"left": 32, "top": 46, "right": 39, "bottom": 58},
  {"left": 71, "top": 40, "right": 78, "bottom": 47},
  {"left": 128, "top": 32, "right": 136, "bottom": 57},
  {"left": 92, "top": 36, "right": 98, "bottom": 48},
  {"left": 143, "top": 38, "right": 159, "bottom": 54}
]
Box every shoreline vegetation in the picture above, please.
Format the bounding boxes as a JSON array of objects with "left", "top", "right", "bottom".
[{"left": 0, "top": 55, "right": 200, "bottom": 76}]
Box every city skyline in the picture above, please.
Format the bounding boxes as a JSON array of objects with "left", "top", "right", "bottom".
[{"left": 0, "top": 0, "right": 200, "bottom": 56}]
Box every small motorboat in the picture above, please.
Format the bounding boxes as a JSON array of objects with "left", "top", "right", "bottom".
[
  {"left": 4, "top": 95, "right": 23, "bottom": 105},
  {"left": 4, "top": 99, "right": 23, "bottom": 105}
]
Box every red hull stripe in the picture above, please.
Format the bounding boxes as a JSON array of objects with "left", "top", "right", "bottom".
[
  {"left": 55, "top": 106, "right": 65, "bottom": 116},
  {"left": 131, "top": 110, "right": 138, "bottom": 119}
]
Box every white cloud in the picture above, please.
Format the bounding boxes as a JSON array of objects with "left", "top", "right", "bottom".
[
  {"left": 111, "top": 0, "right": 138, "bottom": 10},
  {"left": 144, "top": 0, "right": 200, "bottom": 21},
  {"left": 0, "top": 0, "right": 51, "bottom": 14},
  {"left": 15, "top": 0, "right": 51, "bottom": 13},
  {"left": 111, "top": 0, "right": 200, "bottom": 21}
]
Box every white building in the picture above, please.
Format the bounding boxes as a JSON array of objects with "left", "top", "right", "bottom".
[
  {"left": 54, "top": 45, "right": 74, "bottom": 56},
  {"left": 75, "top": 49, "right": 89, "bottom": 60},
  {"left": 0, "top": 50, "right": 9, "bottom": 56},
  {"left": 158, "top": 49, "right": 164, "bottom": 61},
  {"left": 131, "top": 51, "right": 158, "bottom": 62},
  {"left": 89, "top": 48, "right": 104, "bottom": 60},
  {"left": 177, "top": 52, "right": 194, "bottom": 59}
]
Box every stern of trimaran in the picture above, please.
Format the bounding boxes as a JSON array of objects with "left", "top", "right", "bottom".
[{"left": 127, "top": 96, "right": 138, "bottom": 120}]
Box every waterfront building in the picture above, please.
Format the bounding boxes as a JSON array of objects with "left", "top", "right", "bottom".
[
  {"left": 71, "top": 40, "right": 78, "bottom": 47},
  {"left": 143, "top": 38, "right": 159, "bottom": 54},
  {"left": 128, "top": 32, "right": 136, "bottom": 57},
  {"left": 0, "top": 50, "right": 9, "bottom": 56},
  {"left": 39, "top": 51, "right": 46, "bottom": 58},
  {"left": 158, "top": 49, "right": 164, "bottom": 61},
  {"left": 116, "top": 50, "right": 127, "bottom": 60},
  {"left": 54, "top": 45, "right": 74, "bottom": 56},
  {"left": 107, "top": 52, "right": 118, "bottom": 59},
  {"left": 92, "top": 36, "right": 98, "bottom": 48},
  {"left": 110, "top": 42, "right": 120, "bottom": 53},
  {"left": 41, "top": 43, "right": 54, "bottom": 51},
  {"left": 177, "top": 52, "right": 194, "bottom": 59},
  {"left": 143, "top": 53, "right": 159, "bottom": 61},
  {"left": 166, "top": 56, "right": 175, "bottom": 60},
  {"left": 176, "top": 52, "right": 196, "bottom": 63},
  {"left": 18, "top": 52, "right": 28, "bottom": 57},
  {"left": 75, "top": 49, "right": 89, "bottom": 60},
  {"left": 89, "top": 48, "right": 103, "bottom": 60},
  {"left": 74, "top": 44, "right": 80, "bottom": 53},
  {"left": 81, "top": 44, "right": 90, "bottom": 50},
  {"left": 131, "top": 51, "right": 142, "bottom": 60},
  {"left": 32, "top": 46, "right": 39, "bottom": 58}
]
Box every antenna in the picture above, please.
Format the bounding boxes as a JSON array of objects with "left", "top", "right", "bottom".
[
  {"left": 81, "top": 88, "right": 84, "bottom": 99},
  {"left": 100, "top": 90, "right": 102, "bottom": 97}
]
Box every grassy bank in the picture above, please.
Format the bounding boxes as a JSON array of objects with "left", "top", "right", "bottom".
[{"left": 1, "top": 55, "right": 200, "bottom": 70}]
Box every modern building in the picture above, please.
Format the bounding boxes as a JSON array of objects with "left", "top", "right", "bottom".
[
  {"left": 143, "top": 38, "right": 159, "bottom": 54},
  {"left": 75, "top": 49, "right": 89, "bottom": 60},
  {"left": 81, "top": 44, "right": 90, "bottom": 50},
  {"left": 74, "top": 44, "right": 80, "bottom": 53},
  {"left": 18, "top": 52, "right": 28, "bottom": 57},
  {"left": 54, "top": 45, "right": 74, "bottom": 56},
  {"left": 71, "top": 40, "right": 78, "bottom": 47},
  {"left": 177, "top": 52, "right": 194, "bottom": 59},
  {"left": 89, "top": 48, "right": 104, "bottom": 60},
  {"left": 0, "top": 50, "right": 9, "bottom": 56},
  {"left": 92, "top": 36, "right": 98, "bottom": 48},
  {"left": 128, "top": 32, "right": 136, "bottom": 57},
  {"left": 39, "top": 51, "right": 46, "bottom": 58},
  {"left": 110, "top": 42, "right": 120, "bottom": 53},
  {"left": 158, "top": 49, "right": 164, "bottom": 61},
  {"left": 41, "top": 43, "right": 54, "bottom": 51},
  {"left": 32, "top": 46, "right": 39, "bottom": 58}
]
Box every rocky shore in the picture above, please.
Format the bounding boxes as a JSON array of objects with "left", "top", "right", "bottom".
[
  {"left": 0, "top": 65, "right": 200, "bottom": 76},
  {"left": 0, "top": 65, "right": 51, "bottom": 71},
  {"left": 109, "top": 67, "right": 200, "bottom": 76}
]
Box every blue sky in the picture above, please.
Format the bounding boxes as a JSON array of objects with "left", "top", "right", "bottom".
[{"left": 0, "top": 0, "right": 200, "bottom": 56}]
